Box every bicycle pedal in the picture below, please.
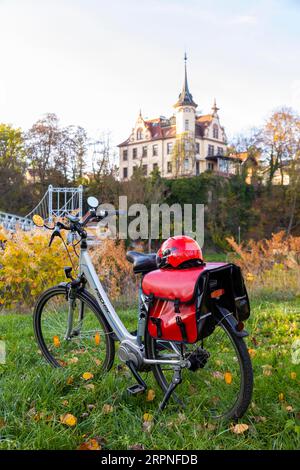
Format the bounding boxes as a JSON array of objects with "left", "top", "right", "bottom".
[{"left": 127, "top": 384, "right": 146, "bottom": 395}]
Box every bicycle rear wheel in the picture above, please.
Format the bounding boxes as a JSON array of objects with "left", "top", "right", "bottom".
[
  {"left": 145, "top": 316, "right": 253, "bottom": 420},
  {"left": 33, "top": 285, "right": 115, "bottom": 374}
]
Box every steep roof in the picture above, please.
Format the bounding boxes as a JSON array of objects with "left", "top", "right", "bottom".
[{"left": 174, "top": 54, "right": 197, "bottom": 108}]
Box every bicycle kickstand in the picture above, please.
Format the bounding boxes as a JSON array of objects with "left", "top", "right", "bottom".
[{"left": 159, "top": 366, "right": 182, "bottom": 411}]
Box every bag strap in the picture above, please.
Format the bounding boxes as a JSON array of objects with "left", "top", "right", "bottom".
[
  {"left": 174, "top": 298, "right": 180, "bottom": 313},
  {"left": 150, "top": 317, "right": 162, "bottom": 338},
  {"left": 176, "top": 316, "right": 188, "bottom": 342}
]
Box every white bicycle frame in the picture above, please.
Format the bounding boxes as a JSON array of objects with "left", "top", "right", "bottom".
[{"left": 80, "top": 244, "right": 137, "bottom": 343}]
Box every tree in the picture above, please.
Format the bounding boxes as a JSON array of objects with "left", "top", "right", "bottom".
[
  {"left": 62, "top": 125, "right": 88, "bottom": 183},
  {"left": 25, "top": 113, "right": 62, "bottom": 187},
  {"left": 228, "top": 130, "right": 262, "bottom": 185},
  {"left": 26, "top": 114, "right": 89, "bottom": 188},
  {"left": 259, "top": 107, "right": 300, "bottom": 186},
  {"left": 91, "top": 132, "right": 117, "bottom": 182},
  {"left": 0, "top": 124, "right": 27, "bottom": 213},
  {"left": 171, "top": 132, "right": 196, "bottom": 177}
]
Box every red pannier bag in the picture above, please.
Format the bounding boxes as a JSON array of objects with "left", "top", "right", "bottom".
[{"left": 142, "top": 262, "right": 250, "bottom": 344}]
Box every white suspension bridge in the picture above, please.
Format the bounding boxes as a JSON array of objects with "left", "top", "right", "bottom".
[{"left": 0, "top": 185, "right": 83, "bottom": 231}]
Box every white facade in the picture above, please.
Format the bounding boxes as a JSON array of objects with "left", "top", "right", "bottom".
[{"left": 118, "top": 59, "right": 229, "bottom": 180}]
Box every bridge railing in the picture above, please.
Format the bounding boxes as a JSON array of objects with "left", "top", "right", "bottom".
[{"left": 0, "top": 185, "right": 84, "bottom": 232}]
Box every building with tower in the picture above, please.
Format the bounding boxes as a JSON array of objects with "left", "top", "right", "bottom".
[{"left": 118, "top": 55, "right": 242, "bottom": 180}]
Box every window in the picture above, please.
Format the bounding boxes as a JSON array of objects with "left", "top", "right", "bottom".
[
  {"left": 153, "top": 163, "right": 158, "bottom": 171},
  {"left": 142, "top": 164, "right": 148, "bottom": 176},
  {"left": 137, "top": 128, "right": 143, "bottom": 140},
  {"left": 208, "top": 145, "right": 214, "bottom": 156},
  {"left": 196, "top": 161, "right": 200, "bottom": 176},
  {"left": 132, "top": 148, "right": 137, "bottom": 159},
  {"left": 207, "top": 162, "right": 214, "bottom": 171},
  {"left": 217, "top": 147, "right": 224, "bottom": 155},
  {"left": 167, "top": 142, "right": 173, "bottom": 154},
  {"left": 219, "top": 159, "right": 229, "bottom": 173},
  {"left": 213, "top": 125, "right": 219, "bottom": 139},
  {"left": 167, "top": 161, "right": 172, "bottom": 173},
  {"left": 123, "top": 149, "right": 128, "bottom": 161},
  {"left": 184, "top": 158, "right": 189, "bottom": 171},
  {"left": 153, "top": 144, "right": 158, "bottom": 156},
  {"left": 123, "top": 167, "right": 128, "bottom": 179},
  {"left": 142, "top": 146, "right": 147, "bottom": 158},
  {"left": 195, "top": 142, "right": 200, "bottom": 154},
  {"left": 185, "top": 119, "right": 189, "bottom": 131}
]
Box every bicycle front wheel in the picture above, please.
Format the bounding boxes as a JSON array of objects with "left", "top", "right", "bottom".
[{"left": 33, "top": 286, "right": 115, "bottom": 374}]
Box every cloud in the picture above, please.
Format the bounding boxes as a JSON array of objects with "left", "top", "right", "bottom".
[{"left": 231, "top": 15, "right": 257, "bottom": 25}]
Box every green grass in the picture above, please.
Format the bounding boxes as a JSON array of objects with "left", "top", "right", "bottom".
[
  {"left": 0, "top": 299, "right": 299, "bottom": 450},
  {"left": 203, "top": 251, "right": 229, "bottom": 263}
]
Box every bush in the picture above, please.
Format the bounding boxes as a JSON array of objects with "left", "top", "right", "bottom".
[
  {"left": 0, "top": 229, "right": 76, "bottom": 311},
  {"left": 0, "top": 229, "right": 137, "bottom": 311},
  {"left": 89, "top": 239, "right": 137, "bottom": 305},
  {"left": 227, "top": 231, "right": 300, "bottom": 299}
]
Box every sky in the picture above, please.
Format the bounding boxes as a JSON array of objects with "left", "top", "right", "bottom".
[{"left": 0, "top": 0, "right": 300, "bottom": 147}]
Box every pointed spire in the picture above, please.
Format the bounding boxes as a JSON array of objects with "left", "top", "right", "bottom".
[
  {"left": 174, "top": 53, "right": 197, "bottom": 108},
  {"left": 212, "top": 98, "right": 219, "bottom": 116}
]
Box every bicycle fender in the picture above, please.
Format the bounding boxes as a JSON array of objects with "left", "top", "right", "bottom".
[{"left": 213, "top": 304, "right": 249, "bottom": 338}]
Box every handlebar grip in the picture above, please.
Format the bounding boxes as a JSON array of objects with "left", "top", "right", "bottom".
[{"left": 97, "top": 210, "right": 126, "bottom": 217}]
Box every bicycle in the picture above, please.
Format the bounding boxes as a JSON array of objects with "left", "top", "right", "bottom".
[{"left": 32, "top": 196, "right": 253, "bottom": 420}]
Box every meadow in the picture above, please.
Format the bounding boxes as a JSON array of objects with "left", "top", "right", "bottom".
[{"left": 0, "top": 298, "right": 299, "bottom": 450}]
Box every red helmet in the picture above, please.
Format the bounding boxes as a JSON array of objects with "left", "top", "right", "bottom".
[{"left": 156, "top": 235, "right": 204, "bottom": 269}]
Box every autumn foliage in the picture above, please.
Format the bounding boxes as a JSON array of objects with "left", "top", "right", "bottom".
[
  {"left": 0, "top": 228, "right": 136, "bottom": 310},
  {"left": 0, "top": 228, "right": 76, "bottom": 310},
  {"left": 227, "top": 231, "right": 300, "bottom": 298},
  {"left": 89, "top": 239, "right": 137, "bottom": 303}
]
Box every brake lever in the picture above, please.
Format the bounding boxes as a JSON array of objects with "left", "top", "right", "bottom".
[{"left": 49, "top": 227, "right": 62, "bottom": 247}]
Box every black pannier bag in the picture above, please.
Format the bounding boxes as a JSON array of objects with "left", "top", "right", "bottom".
[{"left": 142, "top": 262, "right": 250, "bottom": 344}]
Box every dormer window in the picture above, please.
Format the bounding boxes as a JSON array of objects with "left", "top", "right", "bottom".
[
  {"left": 213, "top": 124, "right": 219, "bottom": 139},
  {"left": 137, "top": 128, "right": 143, "bottom": 140}
]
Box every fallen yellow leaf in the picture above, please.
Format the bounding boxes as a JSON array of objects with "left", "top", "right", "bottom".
[
  {"left": 248, "top": 348, "right": 256, "bottom": 358},
  {"left": 146, "top": 389, "right": 156, "bottom": 402},
  {"left": 66, "top": 376, "right": 74, "bottom": 385},
  {"left": 102, "top": 404, "right": 113, "bottom": 414},
  {"left": 224, "top": 372, "right": 232, "bottom": 385},
  {"left": 143, "top": 413, "right": 154, "bottom": 422},
  {"left": 94, "top": 332, "right": 101, "bottom": 346},
  {"left": 262, "top": 365, "right": 273, "bottom": 376},
  {"left": 60, "top": 413, "right": 77, "bottom": 427},
  {"left": 78, "top": 438, "right": 101, "bottom": 451},
  {"left": 290, "top": 372, "right": 297, "bottom": 380},
  {"left": 58, "top": 359, "right": 67, "bottom": 367},
  {"left": 231, "top": 423, "right": 249, "bottom": 434},
  {"left": 278, "top": 393, "right": 284, "bottom": 401},
  {"left": 82, "top": 372, "right": 94, "bottom": 381},
  {"left": 53, "top": 335, "right": 60, "bottom": 347}
]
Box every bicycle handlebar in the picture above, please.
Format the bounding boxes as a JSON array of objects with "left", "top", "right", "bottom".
[{"left": 47, "top": 208, "right": 125, "bottom": 246}]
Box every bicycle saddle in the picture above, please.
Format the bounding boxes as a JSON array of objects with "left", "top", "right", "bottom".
[{"left": 126, "top": 251, "right": 157, "bottom": 274}]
